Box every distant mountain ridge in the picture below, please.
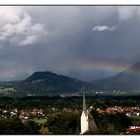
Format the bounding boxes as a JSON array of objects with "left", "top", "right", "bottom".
[
  {"left": 12, "top": 71, "right": 91, "bottom": 95},
  {"left": 1, "top": 62, "right": 140, "bottom": 96},
  {"left": 91, "top": 61, "right": 140, "bottom": 90}
]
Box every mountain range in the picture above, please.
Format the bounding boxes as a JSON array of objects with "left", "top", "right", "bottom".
[
  {"left": 1, "top": 62, "right": 140, "bottom": 96},
  {"left": 91, "top": 61, "right": 140, "bottom": 90}
]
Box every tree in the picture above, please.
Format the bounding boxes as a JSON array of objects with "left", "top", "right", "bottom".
[
  {"left": 47, "top": 112, "right": 80, "bottom": 134},
  {"left": 90, "top": 110, "right": 132, "bottom": 134},
  {"left": 0, "top": 118, "right": 40, "bottom": 134}
]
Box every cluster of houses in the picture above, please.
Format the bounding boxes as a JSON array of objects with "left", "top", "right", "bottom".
[
  {"left": 19, "top": 108, "right": 45, "bottom": 120},
  {"left": 0, "top": 108, "right": 46, "bottom": 120},
  {"left": 0, "top": 105, "right": 140, "bottom": 119},
  {"left": 96, "top": 105, "right": 140, "bottom": 116}
]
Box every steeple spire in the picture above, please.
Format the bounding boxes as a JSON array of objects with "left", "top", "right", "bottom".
[{"left": 82, "top": 86, "right": 86, "bottom": 112}]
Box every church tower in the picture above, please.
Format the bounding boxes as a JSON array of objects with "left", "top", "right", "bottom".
[{"left": 80, "top": 87, "right": 89, "bottom": 134}]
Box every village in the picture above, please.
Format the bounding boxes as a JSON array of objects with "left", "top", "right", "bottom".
[
  {"left": 0, "top": 107, "right": 46, "bottom": 121},
  {"left": 0, "top": 106, "right": 139, "bottom": 118},
  {"left": 0, "top": 105, "right": 140, "bottom": 119},
  {"left": 0, "top": 95, "right": 139, "bottom": 135}
]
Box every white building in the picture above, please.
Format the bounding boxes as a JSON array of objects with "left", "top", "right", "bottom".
[{"left": 80, "top": 88, "right": 89, "bottom": 134}]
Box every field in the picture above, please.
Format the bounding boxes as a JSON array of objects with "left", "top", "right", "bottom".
[
  {"left": 128, "top": 115, "right": 140, "bottom": 121},
  {"left": 34, "top": 118, "right": 47, "bottom": 125}
]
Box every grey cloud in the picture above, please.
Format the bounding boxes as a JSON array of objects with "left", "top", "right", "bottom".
[{"left": 0, "top": 6, "right": 139, "bottom": 81}]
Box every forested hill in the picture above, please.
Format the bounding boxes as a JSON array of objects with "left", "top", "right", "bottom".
[{"left": 12, "top": 71, "right": 91, "bottom": 95}]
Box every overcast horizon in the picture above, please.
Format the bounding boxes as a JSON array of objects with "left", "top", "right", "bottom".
[{"left": 0, "top": 6, "right": 140, "bottom": 81}]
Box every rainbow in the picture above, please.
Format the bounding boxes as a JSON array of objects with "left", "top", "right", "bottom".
[
  {"left": 76, "top": 61, "right": 128, "bottom": 72},
  {"left": 76, "top": 61, "right": 140, "bottom": 74},
  {"left": 58, "top": 60, "right": 140, "bottom": 74}
]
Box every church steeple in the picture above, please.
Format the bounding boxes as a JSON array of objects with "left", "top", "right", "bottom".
[
  {"left": 80, "top": 87, "right": 97, "bottom": 134},
  {"left": 80, "top": 86, "right": 89, "bottom": 134},
  {"left": 82, "top": 86, "right": 86, "bottom": 113}
]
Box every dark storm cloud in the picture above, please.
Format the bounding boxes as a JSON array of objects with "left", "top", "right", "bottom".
[{"left": 0, "top": 6, "right": 140, "bottom": 81}]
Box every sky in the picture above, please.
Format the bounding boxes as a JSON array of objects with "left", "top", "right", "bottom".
[{"left": 0, "top": 6, "right": 140, "bottom": 81}]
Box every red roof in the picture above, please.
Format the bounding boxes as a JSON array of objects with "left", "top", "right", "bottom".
[
  {"left": 127, "top": 128, "right": 140, "bottom": 133},
  {"left": 106, "top": 108, "right": 111, "bottom": 113}
]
